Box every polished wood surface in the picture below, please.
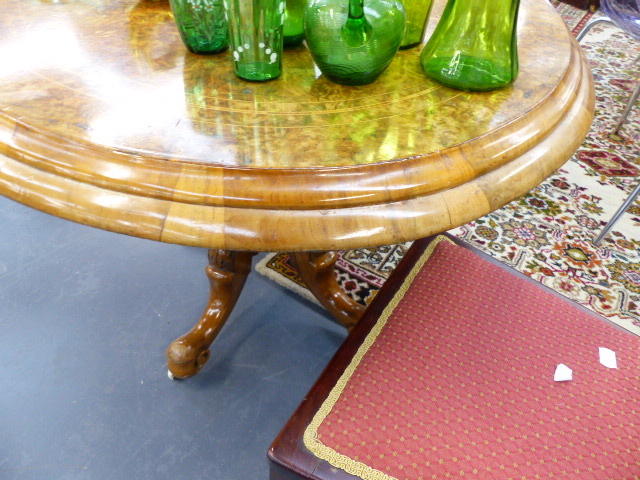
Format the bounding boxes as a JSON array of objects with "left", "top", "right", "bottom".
[
  {"left": 0, "top": 0, "right": 594, "bottom": 378},
  {"left": 0, "top": 0, "right": 593, "bottom": 252}
]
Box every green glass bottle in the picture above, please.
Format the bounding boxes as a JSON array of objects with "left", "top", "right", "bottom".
[
  {"left": 224, "top": 0, "right": 285, "bottom": 81},
  {"left": 304, "top": 0, "right": 405, "bottom": 85},
  {"left": 283, "top": 0, "right": 306, "bottom": 47},
  {"left": 420, "top": 0, "right": 520, "bottom": 91},
  {"left": 169, "top": 0, "right": 229, "bottom": 54},
  {"left": 399, "top": 0, "right": 434, "bottom": 49}
]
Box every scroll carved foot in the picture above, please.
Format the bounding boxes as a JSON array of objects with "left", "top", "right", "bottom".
[
  {"left": 167, "top": 249, "right": 256, "bottom": 379},
  {"left": 292, "top": 251, "right": 366, "bottom": 330}
]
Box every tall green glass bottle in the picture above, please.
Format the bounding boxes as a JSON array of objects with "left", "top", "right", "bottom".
[
  {"left": 399, "top": 0, "right": 433, "bottom": 49},
  {"left": 224, "top": 0, "right": 285, "bottom": 81},
  {"left": 420, "top": 0, "right": 520, "bottom": 91}
]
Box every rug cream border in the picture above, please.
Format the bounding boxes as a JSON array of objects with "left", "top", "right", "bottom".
[{"left": 255, "top": 253, "right": 321, "bottom": 305}]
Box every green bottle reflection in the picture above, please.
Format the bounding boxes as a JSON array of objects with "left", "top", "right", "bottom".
[
  {"left": 304, "top": 0, "right": 405, "bottom": 85},
  {"left": 420, "top": 0, "right": 520, "bottom": 91}
]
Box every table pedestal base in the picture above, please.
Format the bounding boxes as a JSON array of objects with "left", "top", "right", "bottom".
[
  {"left": 167, "top": 249, "right": 257, "bottom": 379},
  {"left": 291, "top": 252, "right": 366, "bottom": 331},
  {"left": 166, "top": 250, "right": 367, "bottom": 379}
]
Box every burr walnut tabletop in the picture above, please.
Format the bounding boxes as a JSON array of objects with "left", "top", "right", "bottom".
[{"left": 0, "top": 0, "right": 594, "bottom": 378}]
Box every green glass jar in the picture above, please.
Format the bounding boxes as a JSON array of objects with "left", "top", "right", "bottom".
[
  {"left": 283, "top": 0, "right": 307, "bottom": 47},
  {"left": 304, "top": 0, "right": 405, "bottom": 85},
  {"left": 420, "top": 0, "right": 520, "bottom": 91},
  {"left": 169, "top": 0, "right": 229, "bottom": 54},
  {"left": 399, "top": 0, "right": 434, "bottom": 49}
]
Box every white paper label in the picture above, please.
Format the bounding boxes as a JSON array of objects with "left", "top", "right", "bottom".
[
  {"left": 599, "top": 347, "right": 618, "bottom": 369},
  {"left": 554, "top": 363, "right": 573, "bottom": 382}
]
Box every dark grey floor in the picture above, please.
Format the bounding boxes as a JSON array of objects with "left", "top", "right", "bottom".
[{"left": 0, "top": 194, "right": 347, "bottom": 480}]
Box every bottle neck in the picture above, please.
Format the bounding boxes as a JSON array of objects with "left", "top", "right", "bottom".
[
  {"left": 342, "top": 0, "right": 371, "bottom": 47},
  {"left": 348, "top": 0, "right": 365, "bottom": 20}
]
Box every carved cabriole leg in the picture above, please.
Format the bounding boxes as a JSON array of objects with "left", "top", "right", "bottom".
[
  {"left": 167, "top": 249, "right": 256, "bottom": 379},
  {"left": 292, "top": 251, "right": 366, "bottom": 331}
]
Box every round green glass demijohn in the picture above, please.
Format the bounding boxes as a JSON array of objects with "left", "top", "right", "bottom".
[
  {"left": 420, "top": 0, "right": 520, "bottom": 91},
  {"left": 304, "top": 0, "right": 406, "bottom": 85}
]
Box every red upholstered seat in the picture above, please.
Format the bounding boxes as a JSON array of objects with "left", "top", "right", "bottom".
[{"left": 269, "top": 235, "right": 640, "bottom": 480}]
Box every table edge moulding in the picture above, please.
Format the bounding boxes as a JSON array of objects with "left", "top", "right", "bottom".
[{"left": 0, "top": 0, "right": 593, "bottom": 253}]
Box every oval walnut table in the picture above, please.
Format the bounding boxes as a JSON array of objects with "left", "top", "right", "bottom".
[{"left": 0, "top": 0, "right": 594, "bottom": 378}]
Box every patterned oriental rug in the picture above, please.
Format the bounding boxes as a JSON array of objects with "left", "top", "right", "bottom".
[{"left": 256, "top": 2, "right": 640, "bottom": 335}]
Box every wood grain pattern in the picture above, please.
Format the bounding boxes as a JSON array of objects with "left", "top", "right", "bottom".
[{"left": 0, "top": 0, "right": 593, "bottom": 252}]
